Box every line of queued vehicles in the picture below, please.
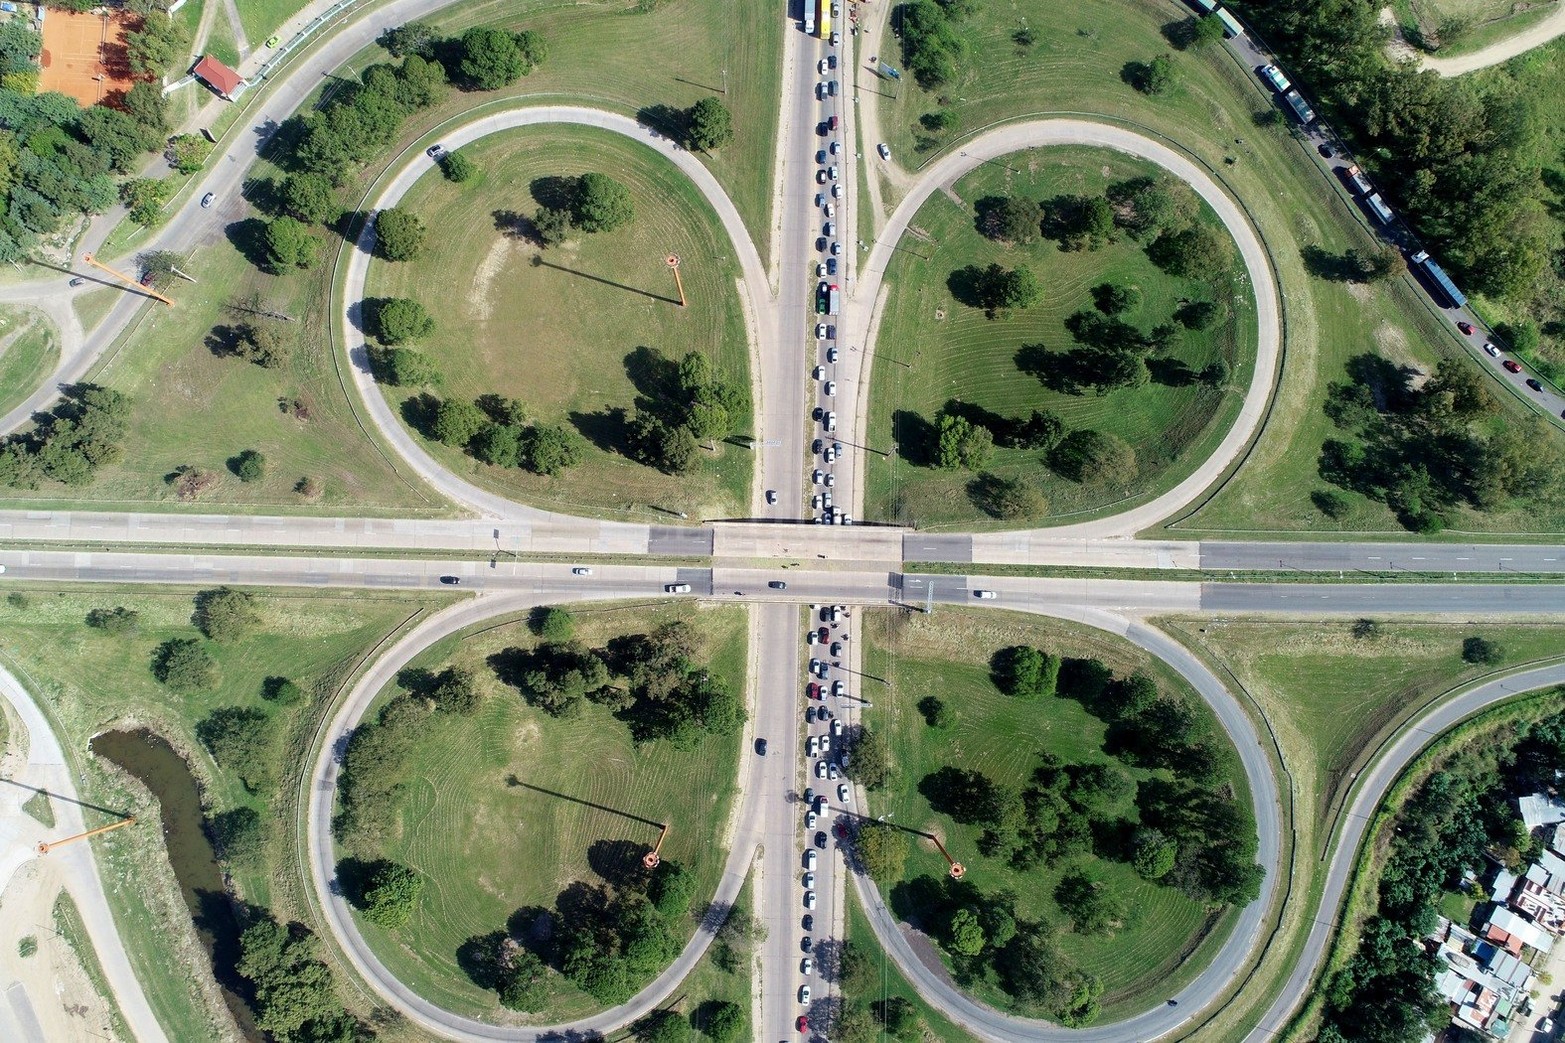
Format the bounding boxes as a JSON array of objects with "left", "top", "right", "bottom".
[
  {"left": 796, "top": 603, "right": 854, "bottom": 1029},
  {"left": 810, "top": 24, "right": 851, "bottom": 527}
]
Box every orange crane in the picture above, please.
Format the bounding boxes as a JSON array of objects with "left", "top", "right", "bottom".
[
  {"left": 665, "top": 254, "right": 686, "bottom": 308},
  {"left": 930, "top": 833, "right": 965, "bottom": 879},
  {"left": 642, "top": 822, "right": 670, "bottom": 869},
  {"left": 80, "top": 253, "right": 175, "bottom": 307},
  {"left": 38, "top": 816, "right": 136, "bottom": 855}
]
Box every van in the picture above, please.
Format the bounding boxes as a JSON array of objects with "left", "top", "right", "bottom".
[{"left": 805, "top": 850, "right": 818, "bottom": 870}]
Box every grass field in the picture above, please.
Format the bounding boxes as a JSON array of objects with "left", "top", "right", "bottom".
[
  {"left": 348, "top": 601, "right": 747, "bottom": 1021},
  {"left": 1398, "top": 0, "right": 1558, "bottom": 56},
  {"left": 1161, "top": 618, "right": 1565, "bottom": 861},
  {"left": 0, "top": 308, "right": 59, "bottom": 419},
  {"left": 857, "top": 608, "right": 1246, "bottom": 1018},
  {"left": 672, "top": 869, "right": 755, "bottom": 1041},
  {"left": 366, "top": 125, "right": 753, "bottom": 521},
  {"left": 0, "top": 585, "right": 441, "bottom": 1041},
  {"left": 0, "top": 239, "right": 447, "bottom": 515},
  {"left": 864, "top": 147, "right": 1255, "bottom": 528},
  {"left": 864, "top": 0, "right": 1564, "bottom": 537},
  {"left": 236, "top": 0, "right": 309, "bottom": 46},
  {"left": 71, "top": 288, "right": 119, "bottom": 336}
]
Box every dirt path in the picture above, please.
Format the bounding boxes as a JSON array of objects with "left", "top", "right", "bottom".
[
  {"left": 220, "top": 0, "right": 251, "bottom": 59},
  {"left": 1411, "top": 1, "right": 1565, "bottom": 73}
]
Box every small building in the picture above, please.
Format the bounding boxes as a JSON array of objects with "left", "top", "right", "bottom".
[
  {"left": 192, "top": 55, "right": 245, "bottom": 101},
  {"left": 1519, "top": 793, "right": 1565, "bottom": 831}
]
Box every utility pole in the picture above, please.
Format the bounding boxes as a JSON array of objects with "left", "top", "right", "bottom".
[{"left": 642, "top": 822, "right": 670, "bottom": 869}]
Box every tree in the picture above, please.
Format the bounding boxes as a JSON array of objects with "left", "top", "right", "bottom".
[
  {"left": 1100, "top": 671, "right": 1158, "bottom": 720},
  {"left": 441, "top": 149, "right": 477, "bottom": 182},
  {"left": 230, "top": 449, "right": 265, "bottom": 483},
  {"left": 152, "top": 638, "right": 219, "bottom": 689},
  {"left": 210, "top": 806, "right": 267, "bottom": 866},
  {"left": 263, "top": 216, "right": 319, "bottom": 272},
  {"left": 635, "top": 1009, "right": 689, "bottom": 1043},
  {"left": 980, "top": 195, "right": 1043, "bottom": 243},
  {"left": 374, "top": 206, "right": 426, "bottom": 260},
  {"left": 1174, "top": 300, "right": 1219, "bottom": 329},
  {"left": 473, "top": 423, "right": 522, "bottom": 467},
  {"left": 1132, "top": 828, "right": 1177, "bottom": 880},
  {"left": 648, "top": 859, "right": 696, "bottom": 919},
  {"left": 899, "top": 0, "right": 966, "bottom": 87},
  {"left": 991, "top": 645, "right": 1060, "bottom": 699},
  {"left": 125, "top": 12, "right": 188, "bottom": 79},
  {"left": 197, "top": 587, "right": 260, "bottom": 640},
  {"left": 918, "top": 695, "right": 954, "bottom": 728},
  {"left": 497, "top": 946, "right": 549, "bottom": 1011},
  {"left": 1091, "top": 282, "right": 1139, "bottom": 315},
  {"left": 1148, "top": 224, "right": 1231, "bottom": 279},
  {"left": 970, "top": 472, "right": 1045, "bottom": 519},
  {"left": 1050, "top": 429, "right": 1138, "bottom": 485},
  {"left": 1055, "top": 871, "right": 1126, "bottom": 935},
  {"left": 976, "top": 262, "right": 1041, "bottom": 312},
  {"left": 279, "top": 171, "right": 337, "bottom": 223},
  {"left": 122, "top": 177, "right": 173, "bottom": 225},
  {"left": 236, "top": 917, "right": 340, "bottom": 1039},
  {"left": 520, "top": 424, "right": 581, "bottom": 475},
  {"left": 433, "top": 398, "right": 487, "bottom": 447},
  {"left": 378, "top": 21, "right": 437, "bottom": 58},
  {"left": 1129, "top": 53, "right": 1175, "bottom": 95},
  {"left": 360, "top": 860, "right": 424, "bottom": 927},
  {"left": 86, "top": 606, "right": 139, "bottom": 633},
  {"left": 700, "top": 1000, "right": 744, "bottom": 1042},
  {"left": 532, "top": 606, "right": 575, "bottom": 640},
  {"left": 164, "top": 133, "right": 213, "bottom": 176},
  {"left": 686, "top": 96, "right": 734, "bottom": 151},
  {"left": 1191, "top": 13, "right": 1227, "bottom": 47},
  {"left": 572, "top": 172, "right": 634, "bottom": 233},
  {"left": 373, "top": 297, "right": 434, "bottom": 344},
  {"left": 851, "top": 727, "right": 892, "bottom": 789},
  {"left": 1462, "top": 636, "right": 1502, "bottom": 665},
  {"left": 431, "top": 667, "right": 482, "bottom": 715},
  {"left": 533, "top": 206, "right": 570, "bottom": 246},
  {"left": 946, "top": 907, "right": 986, "bottom": 955},
  {"left": 856, "top": 820, "right": 909, "bottom": 881},
  {"left": 197, "top": 706, "right": 278, "bottom": 792},
  {"left": 457, "top": 26, "right": 541, "bottom": 89}
]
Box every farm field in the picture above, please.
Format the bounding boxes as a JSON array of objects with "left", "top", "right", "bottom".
[
  {"left": 857, "top": 608, "right": 1248, "bottom": 1020},
  {"left": 346, "top": 601, "right": 748, "bottom": 1021},
  {"left": 0, "top": 585, "right": 439, "bottom": 1042},
  {"left": 0, "top": 308, "right": 60, "bottom": 419},
  {"left": 366, "top": 125, "right": 753, "bottom": 522},
  {"left": 863, "top": 147, "right": 1255, "bottom": 528},
  {"left": 866, "top": 0, "right": 1564, "bottom": 536}
]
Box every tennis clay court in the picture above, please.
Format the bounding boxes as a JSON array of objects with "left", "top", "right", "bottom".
[{"left": 39, "top": 8, "right": 140, "bottom": 106}]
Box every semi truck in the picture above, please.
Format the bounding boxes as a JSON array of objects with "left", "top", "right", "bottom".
[
  {"left": 1411, "top": 251, "right": 1468, "bottom": 309},
  {"left": 1364, "top": 192, "right": 1395, "bottom": 225},
  {"left": 1216, "top": 8, "right": 1245, "bottom": 36},
  {"left": 1258, "top": 64, "right": 1290, "bottom": 93},
  {"left": 1343, "top": 164, "right": 1373, "bottom": 196}
]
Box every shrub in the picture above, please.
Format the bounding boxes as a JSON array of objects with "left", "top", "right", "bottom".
[
  {"left": 197, "top": 706, "right": 279, "bottom": 793},
  {"left": 196, "top": 587, "right": 261, "bottom": 640},
  {"left": 441, "top": 149, "right": 476, "bottom": 182},
  {"left": 1462, "top": 636, "right": 1502, "bottom": 665},
  {"left": 232, "top": 449, "right": 266, "bottom": 483},
  {"left": 991, "top": 645, "right": 1060, "bottom": 698},
  {"left": 1050, "top": 429, "right": 1138, "bottom": 485},
  {"left": 917, "top": 695, "right": 953, "bottom": 728},
  {"left": 572, "top": 172, "right": 634, "bottom": 233},
  {"left": 531, "top": 606, "right": 575, "bottom": 640},
  {"left": 262, "top": 216, "right": 318, "bottom": 271},
  {"left": 210, "top": 806, "right": 268, "bottom": 865},
  {"left": 433, "top": 398, "right": 487, "bottom": 447},
  {"left": 85, "top": 606, "right": 139, "bottom": 633},
  {"left": 374, "top": 206, "right": 426, "bottom": 260},
  {"left": 152, "top": 638, "right": 219, "bottom": 690},
  {"left": 360, "top": 860, "right": 424, "bottom": 927},
  {"left": 372, "top": 298, "right": 434, "bottom": 344},
  {"left": 686, "top": 96, "right": 734, "bottom": 151},
  {"left": 856, "top": 820, "right": 909, "bottom": 881}
]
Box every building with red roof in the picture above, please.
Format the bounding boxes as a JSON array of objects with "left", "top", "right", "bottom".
[{"left": 192, "top": 55, "right": 245, "bottom": 100}]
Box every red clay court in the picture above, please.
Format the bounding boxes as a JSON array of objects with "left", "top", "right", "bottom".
[{"left": 39, "top": 8, "right": 141, "bottom": 106}]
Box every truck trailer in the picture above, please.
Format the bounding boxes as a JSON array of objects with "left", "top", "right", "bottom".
[
  {"left": 1282, "top": 89, "right": 1316, "bottom": 125},
  {"left": 1411, "top": 251, "right": 1468, "bottom": 309}
]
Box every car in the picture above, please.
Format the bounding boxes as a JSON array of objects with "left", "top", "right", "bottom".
[
  {"left": 68, "top": 277, "right": 85, "bottom": 287},
  {"left": 815, "top": 759, "right": 827, "bottom": 778},
  {"left": 804, "top": 850, "right": 817, "bottom": 870},
  {"left": 812, "top": 469, "right": 824, "bottom": 485},
  {"left": 1484, "top": 343, "right": 1500, "bottom": 357},
  {"left": 816, "top": 169, "right": 828, "bottom": 184},
  {"left": 816, "top": 261, "right": 827, "bottom": 277},
  {"left": 827, "top": 166, "right": 838, "bottom": 181},
  {"left": 805, "top": 629, "right": 817, "bottom": 645},
  {"left": 200, "top": 192, "right": 215, "bottom": 209},
  {"left": 818, "top": 625, "right": 830, "bottom": 641},
  {"left": 824, "top": 381, "right": 836, "bottom": 397},
  {"left": 829, "top": 140, "right": 841, "bottom": 155},
  {"left": 1527, "top": 378, "right": 1544, "bottom": 391},
  {"left": 818, "top": 58, "right": 829, "bottom": 73},
  {"left": 832, "top": 440, "right": 844, "bottom": 456},
  {"left": 829, "top": 115, "right": 839, "bottom": 131},
  {"left": 797, "top": 1014, "right": 811, "bottom": 1033},
  {"left": 816, "top": 830, "right": 829, "bottom": 848},
  {"left": 814, "top": 793, "right": 829, "bottom": 812},
  {"left": 811, "top": 493, "right": 823, "bottom": 509},
  {"left": 265, "top": 34, "right": 280, "bottom": 47},
  {"left": 803, "top": 872, "right": 815, "bottom": 889},
  {"left": 802, "top": 935, "right": 814, "bottom": 952},
  {"left": 813, "top": 438, "right": 824, "bottom": 454},
  {"left": 831, "top": 240, "right": 842, "bottom": 255},
  {"left": 805, "top": 809, "right": 818, "bottom": 828},
  {"left": 817, "top": 236, "right": 829, "bottom": 252},
  {"left": 439, "top": 575, "right": 462, "bottom": 585},
  {"left": 804, "top": 786, "right": 816, "bottom": 804},
  {"left": 810, "top": 657, "right": 826, "bottom": 676},
  {"left": 815, "top": 322, "right": 827, "bottom": 339},
  {"left": 816, "top": 149, "right": 828, "bottom": 164},
  {"left": 832, "top": 182, "right": 843, "bottom": 198},
  {"left": 830, "top": 30, "right": 840, "bottom": 44},
  {"left": 816, "top": 82, "right": 826, "bottom": 100},
  {"left": 824, "top": 201, "right": 834, "bottom": 218},
  {"left": 665, "top": 582, "right": 692, "bottom": 593},
  {"left": 572, "top": 566, "right": 593, "bottom": 575},
  {"left": 819, "top": 735, "right": 832, "bottom": 754},
  {"left": 823, "top": 220, "right": 835, "bottom": 236},
  {"left": 837, "top": 783, "right": 850, "bottom": 802},
  {"left": 823, "top": 445, "right": 837, "bottom": 463},
  {"left": 827, "top": 346, "right": 839, "bottom": 363},
  {"left": 426, "top": 144, "right": 445, "bottom": 158},
  {"left": 827, "top": 606, "right": 842, "bottom": 622},
  {"left": 830, "top": 641, "right": 843, "bottom": 656},
  {"left": 799, "top": 983, "right": 812, "bottom": 1003},
  {"left": 826, "top": 324, "right": 837, "bottom": 339},
  {"left": 826, "top": 258, "right": 838, "bottom": 275},
  {"left": 770, "top": 580, "right": 788, "bottom": 589},
  {"left": 831, "top": 719, "right": 844, "bottom": 737},
  {"left": 807, "top": 682, "right": 821, "bottom": 699},
  {"left": 825, "top": 411, "right": 837, "bottom": 432},
  {"left": 1457, "top": 321, "right": 1475, "bottom": 335},
  {"left": 755, "top": 738, "right": 768, "bottom": 755},
  {"left": 824, "top": 473, "right": 836, "bottom": 487},
  {"left": 828, "top": 54, "right": 838, "bottom": 69},
  {"left": 806, "top": 736, "right": 818, "bottom": 756},
  {"left": 814, "top": 366, "right": 826, "bottom": 382},
  {"left": 803, "top": 913, "right": 815, "bottom": 931},
  {"left": 1318, "top": 143, "right": 1334, "bottom": 158},
  {"left": 801, "top": 957, "right": 814, "bottom": 975},
  {"left": 1504, "top": 360, "right": 1522, "bottom": 373},
  {"left": 828, "top": 762, "right": 840, "bottom": 780},
  {"left": 812, "top": 406, "right": 824, "bottom": 421},
  {"left": 973, "top": 589, "right": 998, "bottom": 599},
  {"left": 832, "top": 679, "right": 846, "bottom": 697},
  {"left": 877, "top": 142, "right": 891, "bottom": 159},
  {"left": 767, "top": 489, "right": 778, "bottom": 504}
]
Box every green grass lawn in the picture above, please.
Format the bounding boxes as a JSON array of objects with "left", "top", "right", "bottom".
[
  {"left": 865, "top": 147, "right": 1255, "bottom": 528},
  {"left": 1160, "top": 618, "right": 1565, "bottom": 862},
  {"left": 867, "top": 0, "right": 1565, "bottom": 537},
  {"left": 347, "top": 601, "right": 747, "bottom": 1021},
  {"left": 858, "top": 608, "right": 1246, "bottom": 1019},
  {"left": 236, "top": 0, "right": 309, "bottom": 46},
  {"left": 0, "top": 585, "right": 440, "bottom": 1041},
  {"left": 366, "top": 125, "right": 753, "bottom": 521},
  {"left": 672, "top": 869, "right": 755, "bottom": 1041},
  {"left": 0, "top": 307, "right": 59, "bottom": 418},
  {"left": 71, "top": 288, "right": 119, "bottom": 337},
  {"left": 842, "top": 886, "right": 978, "bottom": 1042}
]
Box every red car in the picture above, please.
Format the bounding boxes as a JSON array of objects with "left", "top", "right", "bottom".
[
  {"left": 1503, "top": 360, "right": 1522, "bottom": 373},
  {"left": 806, "top": 683, "right": 821, "bottom": 700},
  {"left": 797, "top": 1014, "right": 811, "bottom": 1033},
  {"left": 1456, "top": 321, "right": 1474, "bottom": 335}
]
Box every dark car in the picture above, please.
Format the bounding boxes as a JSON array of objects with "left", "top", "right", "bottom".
[
  {"left": 802, "top": 914, "right": 814, "bottom": 931},
  {"left": 1457, "top": 320, "right": 1475, "bottom": 335},
  {"left": 1526, "top": 378, "right": 1544, "bottom": 392},
  {"left": 828, "top": 115, "right": 838, "bottom": 131},
  {"left": 801, "top": 935, "right": 813, "bottom": 952},
  {"left": 755, "top": 738, "right": 767, "bottom": 755},
  {"left": 1504, "top": 360, "right": 1522, "bottom": 373},
  {"left": 439, "top": 575, "right": 461, "bottom": 585},
  {"left": 69, "top": 277, "right": 85, "bottom": 287},
  {"left": 815, "top": 830, "right": 828, "bottom": 848},
  {"left": 1318, "top": 143, "right": 1334, "bottom": 158},
  {"left": 812, "top": 438, "right": 823, "bottom": 454},
  {"left": 769, "top": 580, "right": 788, "bottom": 589}
]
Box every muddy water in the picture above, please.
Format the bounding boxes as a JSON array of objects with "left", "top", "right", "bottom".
[{"left": 90, "top": 728, "right": 261, "bottom": 1041}]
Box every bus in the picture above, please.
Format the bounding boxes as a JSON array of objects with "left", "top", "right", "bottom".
[
  {"left": 1216, "top": 8, "right": 1245, "bottom": 37},
  {"left": 817, "top": 0, "right": 831, "bottom": 39},
  {"left": 1412, "top": 251, "right": 1467, "bottom": 309}
]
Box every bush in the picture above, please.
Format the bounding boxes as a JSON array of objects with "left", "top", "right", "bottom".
[
  {"left": 991, "top": 645, "right": 1060, "bottom": 699},
  {"left": 210, "top": 806, "right": 268, "bottom": 866},
  {"left": 85, "top": 606, "right": 139, "bottom": 633},
  {"left": 531, "top": 606, "right": 575, "bottom": 640},
  {"left": 1148, "top": 223, "right": 1232, "bottom": 279},
  {"left": 196, "top": 587, "right": 260, "bottom": 640},
  {"left": 359, "top": 860, "right": 424, "bottom": 927},
  {"left": 374, "top": 206, "right": 426, "bottom": 260},
  {"left": 1127, "top": 53, "right": 1175, "bottom": 95},
  {"left": 917, "top": 695, "right": 954, "bottom": 728},
  {"left": 369, "top": 346, "right": 438, "bottom": 387},
  {"left": 197, "top": 706, "right": 278, "bottom": 793},
  {"left": 456, "top": 26, "right": 544, "bottom": 89},
  {"left": 262, "top": 216, "right": 318, "bottom": 271},
  {"left": 152, "top": 638, "right": 218, "bottom": 690},
  {"left": 856, "top": 820, "right": 909, "bottom": 881},
  {"left": 441, "top": 149, "right": 476, "bottom": 182},
  {"left": 372, "top": 297, "right": 434, "bottom": 344},
  {"left": 1050, "top": 429, "right": 1138, "bottom": 485},
  {"left": 433, "top": 398, "right": 488, "bottom": 447},
  {"left": 573, "top": 172, "right": 634, "bottom": 233},
  {"left": 263, "top": 677, "right": 306, "bottom": 705},
  {"left": 278, "top": 171, "right": 337, "bottom": 223},
  {"left": 686, "top": 96, "right": 734, "bottom": 151},
  {"left": 232, "top": 449, "right": 266, "bottom": 483},
  {"left": 1462, "top": 636, "right": 1502, "bottom": 665}
]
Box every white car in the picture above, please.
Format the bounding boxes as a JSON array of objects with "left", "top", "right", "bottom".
[
  {"left": 813, "top": 365, "right": 826, "bottom": 379},
  {"left": 815, "top": 759, "right": 828, "bottom": 779},
  {"left": 800, "top": 983, "right": 813, "bottom": 1003},
  {"left": 819, "top": 734, "right": 831, "bottom": 753},
  {"left": 818, "top": 58, "right": 828, "bottom": 74},
  {"left": 666, "top": 583, "right": 692, "bottom": 593},
  {"left": 572, "top": 567, "right": 593, "bottom": 576},
  {"left": 806, "top": 736, "right": 819, "bottom": 756},
  {"left": 828, "top": 762, "right": 840, "bottom": 780},
  {"left": 817, "top": 261, "right": 827, "bottom": 277},
  {"left": 824, "top": 202, "right": 834, "bottom": 218},
  {"left": 825, "top": 411, "right": 837, "bottom": 432},
  {"left": 824, "top": 380, "right": 836, "bottom": 397},
  {"left": 831, "top": 719, "right": 844, "bottom": 737},
  {"left": 973, "top": 589, "right": 998, "bottom": 599},
  {"left": 830, "top": 241, "right": 842, "bottom": 255},
  {"left": 812, "top": 469, "right": 825, "bottom": 485},
  {"left": 837, "top": 783, "right": 850, "bottom": 803},
  {"left": 815, "top": 322, "right": 827, "bottom": 339},
  {"left": 801, "top": 957, "right": 814, "bottom": 975},
  {"left": 803, "top": 872, "right": 816, "bottom": 889},
  {"left": 805, "top": 809, "right": 818, "bottom": 828},
  {"left": 805, "top": 850, "right": 818, "bottom": 870},
  {"left": 832, "top": 183, "right": 843, "bottom": 198},
  {"left": 816, "top": 82, "right": 826, "bottom": 100},
  {"left": 1484, "top": 343, "right": 1501, "bottom": 357},
  {"left": 827, "top": 166, "right": 838, "bottom": 181},
  {"left": 824, "top": 473, "right": 836, "bottom": 487},
  {"left": 827, "top": 346, "right": 839, "bottom": 363},
  {"left": 877, "top": 142, "right": 891, "bottom": 159}
]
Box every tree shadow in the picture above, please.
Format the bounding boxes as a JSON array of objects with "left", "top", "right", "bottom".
[
  {"left": 1147, "top": 356, "right": 1196, "bottom": 387},
  {"left": 493, "top": 208, "right": 541, "bottom": 245},
  {"left": 890, "top": 409, "right": 935, "bottom": 467},
  {"left": 1120, "top": 60, "right": 1154, "bottom": 91},
  {"left": 395, "top": 665, "right": 440, "bottom": 696},
  {"left": 940, "top": 398, "right": 1013, "bottom": 440},
  {"left": 971, "top": 195, "right": 1008, "bottom": 240},
  {"left": 946, "top": 265, "right": 986, "bottom": 309},
  {"left": 568, "top": 406, "right": 630, "bottom": 455},
  {"left": 400, "top": 392, "right": 442, "bottom": 439},
  {"left": 636, "top": 103, "right": 689, "bottom": 145},
  {"left": 1345, "top": 351, "right": 1417, "bottom": 413},
  {"left": 624, "top": 346, "right": 683, "bottom": 419},
  {"left": 586, "top": 838, "right": 649, "bottom": 887},
  {"left": 1160, "top": 17, "right": 1197, "bottom": 50},
  {"left": 205, "top": 324, "right": 244, "bottom": 359},
  {"left": 1015, "top": 342, "right": 1093, "bottom": 395},
  {"left": 1300, "top": 244, "right": 1363, "bottom": 282},
  {"left": 529, "top": 175, "right": 579, "bottom": 211},
  {"left": 224, "top": 217, "right": 272, "bottom": 272}
]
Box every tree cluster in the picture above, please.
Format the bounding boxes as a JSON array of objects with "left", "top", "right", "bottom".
[
  {"left": 196, "top": 586, "right": 261, "bottom": 641},
  {"left": 416, "top": 391, "right": 584, "bottom": 478},
  {"left": 531, "top": 171, "right": 635, "bottom": 245},
  {"left": 197, "top": 705, "right": 280, "bottom": 794},
  {"left": 151, "top": 637, "right": 219, "bottom": 690},
  {"left": 341, "top": 858, "right": 425, "bottom": 928},
  {"left": 1318, "top": 353, "right": 1559, "bottom": 531},
  {"left": 0, "top": 383, "right": 130, "bottom": 489},
  {"left": 237, "top": 914, "right": 366, "bottom": 1042},
  {"left": 621, "top": 347, "right": 746, "bottom": 474},
  {"left": 898, "top": 0, "right": 972, "bottom": 88},
  {"left": 951, "top": 261, "right": 1040, "bottom": 317}
]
